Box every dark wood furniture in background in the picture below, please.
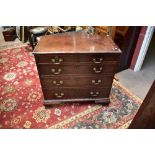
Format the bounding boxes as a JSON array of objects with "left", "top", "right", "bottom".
[
  {"left": 33, "top": 32, "right": 121, "bottom": 105},
  {"left": 2, "top": 27, "right": 17, "bottom": 41},
  {"left": 117, "top": 26, "right": 141, "bottom": 71},
  {"left": 129, "top": 80, "right": 155, "bottom": 129}
]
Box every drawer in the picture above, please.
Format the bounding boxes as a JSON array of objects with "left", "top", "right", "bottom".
[
  {"left": 37, "top": 63, "right": 118, "bottom": 76},
  {"left": 42, "top": 87, "right": 111, "bottom": 100},
  {"left": 40, "top": 75, "right": 114, "bottom": 88},
  {"left": 34, "top": 53, "right": 120, "bottom": 64}
]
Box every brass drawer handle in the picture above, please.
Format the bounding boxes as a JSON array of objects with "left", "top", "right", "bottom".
[
  {"left": 93, "top": 58, "right": 103, "bottom": 64},
  {"left": 92, "top": 79, "right": 102, "bottom": 85},
  {"left": 53, "top": 80, "right": 63, "bottom": 86},
  {"left": 54, "top": 93, "right": 64, "bottom": 98},
  {"left": 51, "top": 56, "right": 63, "bottom": 64},
  {"left": 93, "top": 67, "right": 103, "bottom": 73},
  {"left": 90, "top": 91, "right": 99, "bottom": 97},
  {"left": 51, "top": 68, "right": 62, "bottom": 75}
]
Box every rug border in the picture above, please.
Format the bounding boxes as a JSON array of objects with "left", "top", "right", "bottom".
[
  {"left": 113, "top": 80, "right": 143, "bottom": 103},
  {"left": 49, "top": 80, "right": 143, "bottom": 129}
]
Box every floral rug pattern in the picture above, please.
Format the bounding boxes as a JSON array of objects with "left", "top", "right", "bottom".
[{"left": 0, "top": 46, "right": 142, "bottom": 129}]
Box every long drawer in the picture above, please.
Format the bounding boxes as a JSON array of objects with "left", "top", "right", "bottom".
[
  {"left": 42, "top": 87, "right": 111, "bottom": 100},
  {"left": 34, "top": 53, "right": 120, "bottom": 64},
  {"left": 37, "top": 63, "right": 118, "bottom": 76},
  {"left": 40, "top": 75, "right": 114, "bottom": 88}
]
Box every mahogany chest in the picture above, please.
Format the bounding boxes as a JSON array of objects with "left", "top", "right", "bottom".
[{"left": 33, "top": 32, "right": 121, "bottom": 105}]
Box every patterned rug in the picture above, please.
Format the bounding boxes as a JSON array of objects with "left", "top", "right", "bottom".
[{"left": 0, "top": 46, "right": 142, "bottom": 129}]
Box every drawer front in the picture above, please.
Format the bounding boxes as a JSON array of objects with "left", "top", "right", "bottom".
[
  {"left": 42, "top": 87, "right": 111, "bottom": 100},
  {"left": 40, "top": 75, "right": 114, "bottom": 88},
  {"left": 37, "top": 63, "right": 117, "bottom": 76},
  {"left": 34, "top": 53, "right": 120, "bottom": 64}
]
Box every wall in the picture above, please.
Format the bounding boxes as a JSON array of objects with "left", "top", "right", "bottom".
[{"left": 130, "top": 26, "right": 147, "bottom": 70}]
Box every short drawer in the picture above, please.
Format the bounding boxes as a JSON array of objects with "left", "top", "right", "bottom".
[
  {"left": 34, "top": 53, "right": 120, "bottom": 64},
  {"left": 40, "top": 75, "right": 114, "bottom": 88},
  {"left": 42, "top": 87, "right": 111, "bottom": 100},
  {"left": 37, "top": 63, "right": 118, "bottom": 76}
]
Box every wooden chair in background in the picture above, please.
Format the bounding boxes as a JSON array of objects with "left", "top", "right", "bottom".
[{"left": 94, "top": 26, "right": 116, "bottom": 39}]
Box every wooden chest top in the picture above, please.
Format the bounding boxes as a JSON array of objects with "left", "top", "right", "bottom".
[{"left": 33, "top": 32, "right": 121, "bottom": 54}]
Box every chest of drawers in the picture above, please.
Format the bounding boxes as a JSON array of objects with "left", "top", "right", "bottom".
[{"left": 33, "top": 32, "right": 121, "bottom": 105}]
